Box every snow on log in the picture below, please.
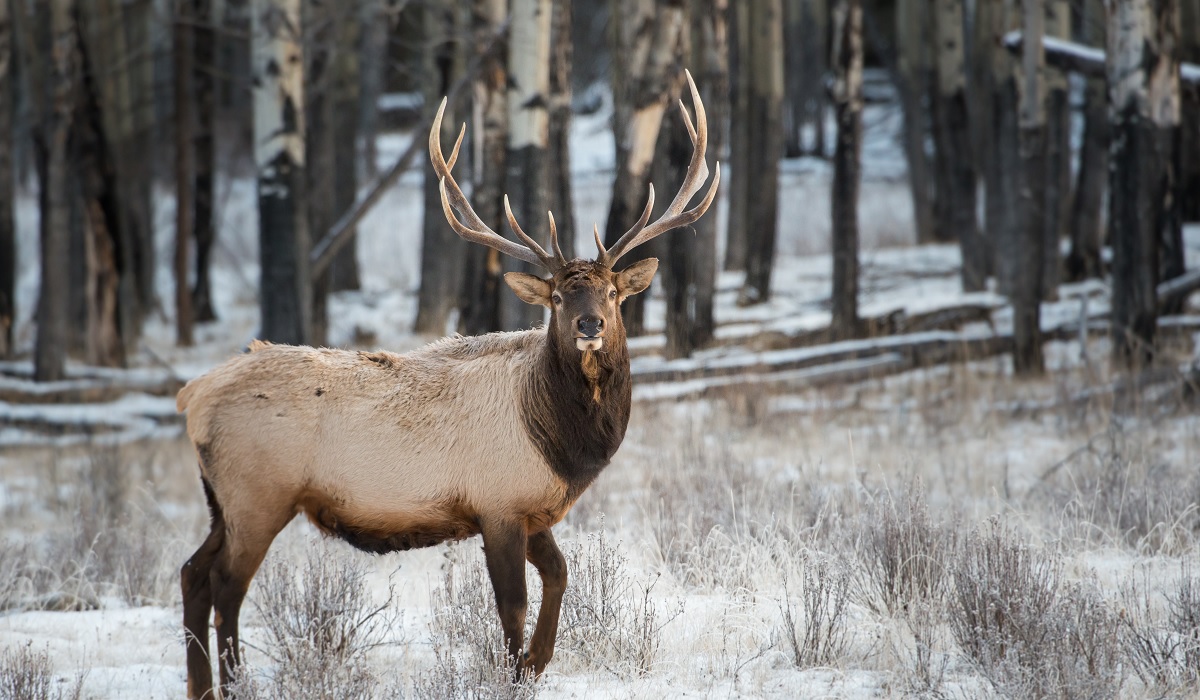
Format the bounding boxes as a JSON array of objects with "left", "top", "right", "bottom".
[{"left": 1003, "top": 30, "right": 1200, "bottom": 85}]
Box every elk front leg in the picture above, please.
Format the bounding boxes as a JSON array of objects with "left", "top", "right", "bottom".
[
  {"left": 523, "top": 529, "right": 567, "bottom": 676},
  {"left": 481, "top": 519, "right": 529, "bottom": 664}
]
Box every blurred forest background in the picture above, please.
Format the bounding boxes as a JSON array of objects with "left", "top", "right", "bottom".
[{"left": 0, "top": 0, "right": 1197, "bottom": 383}]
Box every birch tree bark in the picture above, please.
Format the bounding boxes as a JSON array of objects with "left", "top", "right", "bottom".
[
  {"left": 1108, "top": 0, "right": 1179, "bottom": 366},
  {"left": 1065, "top": 0, "right": 1107, "bottom": 281},
  {"left": 501, "top": 0, "right": 552, "bottom": 331},
  {"left": 830, "top": 0, "right": 862, "bottom": 338},
  {"left": 329, "top": 1, "right": 361, "bottom": 293},
  {"left": 1040, "top": 0, "right": 1069, "bottom": 299},
  {"left": 662, "top": 0, "right": 726, "bottom": 358},
  {"left": 175, "top": 0, "right": 196, "bottom": 346},
  {"left": 254, "top": 0, "right": 310, "bottom": 345},
  {"left": 459, "top": 0, "right": 507, "bottom": 335},
  {"left": 1013, "top": 0, "right": 1045, "bottom": 375},
  {"left": 736, "top": 0, "right": 784, "bottom": 306},
  {"left": 416, "top": 3, "right": 465, "bottom": 335},
  {"left": 546, "top": 0, "right": 576, "bottom": 258},
  {"left": 0, "top": 0, "right": 13, "bottom": 358},
  {"left": 192, "top": 0, "right": 218, "bottom": 321},
  {"left": 987, "top": 0, "right": 1021, "bottom": 296},
  {"left": 933, "top": 0, "right": 985, "bottom": 291},
  {"left": 896, "top": 0, "right": 935, "bottom": 244},
  {"left": 605, "top": 0, "right": 686, "bottom": 334},
  {"left": 35, "top": 0, "right": 76, "bottom": 381}
]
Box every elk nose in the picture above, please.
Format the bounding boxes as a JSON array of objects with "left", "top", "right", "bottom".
[{"left": 577, "top": 316, "right": 604, "bottom": 337}]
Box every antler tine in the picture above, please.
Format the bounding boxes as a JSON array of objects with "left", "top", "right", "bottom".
[
  {"left": 601, "top": 69, "right": 720, "bottom": 268},
  {"left": 593, "top": 224, "right": 607, "bottom": 259},
  {"left": 429, "top": 97, "right": 548, "bottom": 268},
  {"left": 502, "top": 195, "right": 559, "bottom": 267},
  {"left": 547, "top": 212, "right": 567, "bottom": 264}
]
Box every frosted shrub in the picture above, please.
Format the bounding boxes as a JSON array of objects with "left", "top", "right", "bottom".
[
  {"left": 857, "top": 486, "right": 955, "bottom": 615},
  {"left": 0, "top": 643, "right": 84, "bottom": 700},
  {"left": 232, "top": 543, "right": 396, "bottom": 700},
  {"left": 776, "top": 553, "right": 852, "bottom": 668}
]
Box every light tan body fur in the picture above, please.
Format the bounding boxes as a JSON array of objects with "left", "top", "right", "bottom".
[{"left": 178, "top": 333, "right": 572, "bottom": 554}]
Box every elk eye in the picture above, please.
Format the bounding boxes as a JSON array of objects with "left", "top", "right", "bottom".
[
  {"left": 608, "top": 289, "right": 618, "bottom": 300},
  {"left": 552, "top": 294, "right": 562, "bottom": 306}
]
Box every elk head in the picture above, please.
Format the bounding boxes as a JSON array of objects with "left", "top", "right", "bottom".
[{"left": 428, "top": 69, "right": 720, "bottom": 354}]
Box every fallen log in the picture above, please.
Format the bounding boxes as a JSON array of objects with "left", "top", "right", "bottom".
[{"left": 1002, "top": 31, "right": 1200, "bottom": 86}]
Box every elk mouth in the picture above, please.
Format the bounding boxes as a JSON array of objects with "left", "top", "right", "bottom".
[{"left": 575, "top": 336, "right": 604, "bottom": 352}]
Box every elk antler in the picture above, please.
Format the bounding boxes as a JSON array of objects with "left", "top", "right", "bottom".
[
  {"left": 598, "top": 69, "right": 722, "bottom": 269},
  {"left": 429, "top": 99, "right": 568, "bottom": 271}
]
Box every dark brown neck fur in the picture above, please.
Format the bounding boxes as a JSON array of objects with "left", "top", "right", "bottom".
[{"left": 520, "top": 320, "right": 632, "bottom": 501}]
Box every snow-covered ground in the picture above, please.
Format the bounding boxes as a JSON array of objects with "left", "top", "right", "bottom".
[{"left": 2, "top": 93, "right": 1200, "bottom": 698}]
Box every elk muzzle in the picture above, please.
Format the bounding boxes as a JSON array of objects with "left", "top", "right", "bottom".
[{"left": 575, "top": 316, "right": 605, "bottom": 351}]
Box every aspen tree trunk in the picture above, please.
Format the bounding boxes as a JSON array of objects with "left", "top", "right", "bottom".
[
  {"left": 1180, "top": 0, "right": 1200, "bottom": 222},
  {"left": 0, "top": 0, "right": 13, "bottom": 358},
  {"left": 501, "top": 0, "right": 553, "bottom": 331},
  {"left": 605, "top": 0, "right": 686, "bottom": 334},
  {"left": 459, "top": 0, "right": 507, "bottom": 336},
  {"left": 254, "top": 0, "right": 310, "bottom": 345},
  {"left": 329, "top": 1, "right": 361, "bottom": 293},
  {"left": 802, "top": 0, "right": 829, "bottom": 155},
  {"left": 546, "top": 0, "right": 576, "bottom": 257},
  {"left": 933, "top": 0, "right": 985, "bottom": 291},
  {"left": 175, "top": 0, "right": 195, "bottom": 347},
  {"left": 306, "top": 0, "right": 334, "bottom": 346},
  {"left": 1065, "top": 0, "right": 1107, "bottom": 281},
  {"left": 737, "top": 0, "right": 784, "bottom": 306},
  {"left": 895, "top": 0, "right": 935, "bottom": 244},
  {"left": 987, "top": 0, "right": 1021, "bottom": 296},
  {"left": 1013, "top": 0, "right": 1045, "bottom": 375},
  {"left": 35, "top": 0, "right": 75, "bottom": 382},
  {"left": 830, "top": 0, "right": 862, "bottom": 338},
  {"left": 192, "top": 0, "right": 218, "bottom": 322},
  {"left": 724, "top": 0, "right": 749, "bottom": 270},
  {"left": 663, "top": 0, "right": 726, "bottom": 358},
  {"left": 1108, "top": 0, "right": 1179, "bottom": 367},
  {"left": 783, "top": 0, "right": 826, "bottom": 157},
  {"left": 1039, "top": 0, "right": 1068, "bottom": 299},
  {"left": 969, "top": 0, "right": 996, "bottom": 185},
  {"left": 358, "top": 0, "right": 386, "bottom": 180},
  {"left": 416, "top": 3, "right": 465, "bottom": 335}
]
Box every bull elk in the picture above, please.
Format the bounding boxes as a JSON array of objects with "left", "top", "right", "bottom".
[{"left": 178, "top": 70, "right": 718, "bottom": 698}]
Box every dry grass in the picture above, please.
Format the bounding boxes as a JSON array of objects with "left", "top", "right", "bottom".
[{"left": 0, "top": 643, "right": 84, "bottom": 700}]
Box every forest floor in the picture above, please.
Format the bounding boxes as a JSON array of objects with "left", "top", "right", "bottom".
[{"left": 2, "top": 94, "right": 1200, "bottom": 698}]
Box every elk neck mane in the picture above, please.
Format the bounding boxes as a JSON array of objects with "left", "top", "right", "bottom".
[{"left": 520, "top": 316, "right": 632, "bottom": 502}]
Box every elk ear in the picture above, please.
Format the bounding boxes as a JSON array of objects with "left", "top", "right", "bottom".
[
  {"left": 504, "top": 272, "right": 553, "bottom": 307},
  {"left": 615, "top": 258, "right": 658, "bottom": 299}
]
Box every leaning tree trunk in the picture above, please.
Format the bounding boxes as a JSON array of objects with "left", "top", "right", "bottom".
[
  {"left": 416, "top": 3, "right": 465, "bottom": 335},
  {"left": 736, "top": 0, "right": 784, "bottom": 306},
  {"left": 830, "top": 0, "right": 862, "bottom": 338},
  {"left": 0, "top": 0, "right": 13, "bottom": 358},
  {"left": 605, "top": 0, "right": 686, "bottom": 334},
  {"left": 35, "top": 0, "right": 76, "bottom": 382},
  {"left": 193, "top": 0, "right": 218, "bottom": 322},
  {"left": 1065, "top": 0, "right": 1107, "bottom": 281},
  {"left": 895, "top": 0, "right": 935, "bottom": 245},
  {"left": 1039, "top": 0, "right": 1069, "bottom": 300},
  {"left": 254, "top": 0, "right": 311, "bottom": 345},
  {"left": 501, "top": 0, "right": 552, "bottom": 331},
  {"left": 174, "top": 0, "right": 196, "bottom": 346},
  {"left": 1013, "top": 0, "right": 1045, "bottom": 376},
  {"left": 662, "top": 0, "right": 727, "bottom": 358},
  {"left": 933, "top": 0, "right": 984, "bottom": 291},
  {"left": 1108, "top": 0, "right": 1179, "bottom": 367}
]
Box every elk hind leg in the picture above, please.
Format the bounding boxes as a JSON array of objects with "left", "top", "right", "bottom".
[
  {"left": 211, "top": 509, "right": 291, "bottom": 693},
  {"left": 182, "top": 477, "right": 225, "bottom": 699},
  {"left": 523, "top": 528, "right": 567, "bottom": 676},
  {"left": 480, "top": 518, "right": 529, "bottom": 666}
]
